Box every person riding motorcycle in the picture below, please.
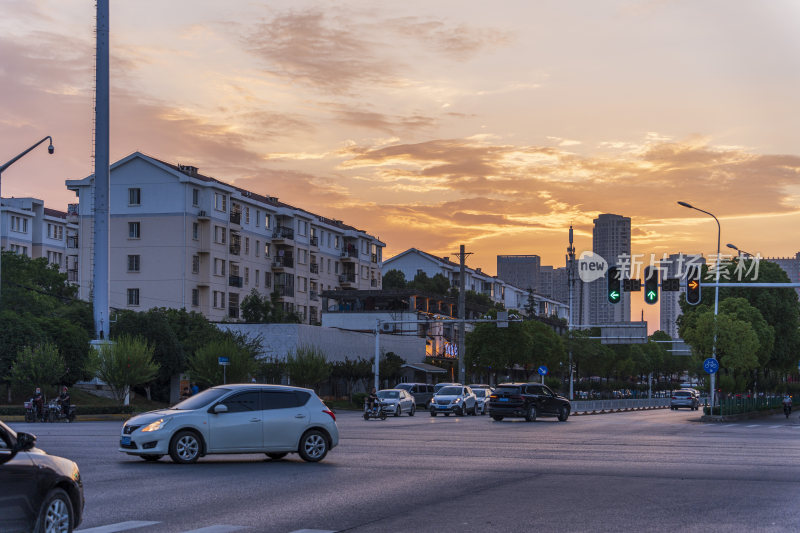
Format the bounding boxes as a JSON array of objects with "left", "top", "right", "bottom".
[
  {"left": 59, "top": 386, "right": 71, "bottom": 414},
  {"left": 368, "top": 388, "right": 379, "bottom": 411},
  {"left": 783, "top": 394, "right": 792, "bottom": 417},
  {"left": 32, "top": 387, "right": 45, "bottom": 421}
]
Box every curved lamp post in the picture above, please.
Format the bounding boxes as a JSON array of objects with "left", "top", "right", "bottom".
[
  {"left": 0, "top": 136, "right": 55, "bottom": 305},
  {"left": 727, "top": 243, "right": 754, "bottom": 259},
  {"left": 678, "top": 201, "right": 720, "bottom": 412}
]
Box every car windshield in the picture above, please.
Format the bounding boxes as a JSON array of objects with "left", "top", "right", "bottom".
[
  {"left": 674, "top": 391, "right": 691, "bottom": 397},
  {"left": 172, "top": 387, "right": 230, "bottom": 410},
  {"left": 474, "top": 390, "right": 486, "bottom": 397},
  {"left": 378, "top": 391, "right": 399, "bottom": 399},
  {"left": 437, "top": 386, "right": 462, "bottom": 396},
  {"left": 395, "top": 384, "right": 412, "bottom": 391},
  {"left": 494, "top": 386, "right": 521, "bottom": 395}
]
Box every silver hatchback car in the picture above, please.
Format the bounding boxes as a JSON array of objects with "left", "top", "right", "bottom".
[
  {"left": 670, "top": 389, "right": 700, "bottom": 410},
  {"left": 119, "top": 384, "right": 339, "bottom": 463}
]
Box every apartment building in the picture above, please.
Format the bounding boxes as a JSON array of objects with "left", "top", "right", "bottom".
[
  {"left": 382, "top": 248, "right": 569, "bottom": 319},
  {"left": 65, "top": 152, "right": 384, "bottom": 323},
  {"left": 0, "top": 197, "right": 78, "bottom": 277}
]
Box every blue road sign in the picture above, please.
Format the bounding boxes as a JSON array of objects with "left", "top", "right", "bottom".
[
  {"left": 537, "top": 366, "right": 548, "bottom": 376},
  {"left": 703, "top": 358, "right": 719, "bottom": 374},
  {"left": 218, "top": 356, "right": 230, "bottom": 366}
]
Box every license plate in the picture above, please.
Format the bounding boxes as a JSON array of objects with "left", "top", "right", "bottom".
[
  {"left": 499, "top": 398, "right": 509, "bottom": 402},
  {"left": 121, "top": 436, "right": 131, "bottom": 446}
]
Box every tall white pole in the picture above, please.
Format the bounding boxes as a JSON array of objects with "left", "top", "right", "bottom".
[
  {"left": 374, "top": 319, "right": 380, "bottom": 392},
  {"left": 93, "top": 0, "right": 110, "bottom": 340}
]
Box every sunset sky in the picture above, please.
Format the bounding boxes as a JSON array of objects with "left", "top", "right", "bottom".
[{"left": 3, "top": 1, "right": 800, "bottom": 326}]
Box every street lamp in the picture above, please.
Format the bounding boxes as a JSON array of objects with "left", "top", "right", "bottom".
[
  {"left": 678, "top": 201, "right": 720, "bottom": 413},
  {"left": 0, "top": 136, "right": 55, "bottom": 305},
  {"left": 726, "top": 243, "right": 754, "bottom": 259}
]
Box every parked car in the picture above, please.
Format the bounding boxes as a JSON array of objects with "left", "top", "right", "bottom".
[
  {"left": 472, "top": 388, "right": 492, "bottom": 415},
  {"left": 433, "top": 382, "right": 462, "bottom": 394},
  {"left": 670, "top": 390, "right": 700, "bottom": 410},
  {"left": 394, "top": 383, "right": 434, "bottom": 408},
  {"left": 430, "top": 386, "right": 477, "bottom": 416},
  {"left": 377, "top": 389, "right": 416, "bottom": 416},
  {"left": 488, "top": 383, "right": 571, "bottom": 422},
  {"left": 0, "top": 419, "right": 84, "bottom": 532},
  {"left": 119, "top": 384, "right": 339, "bottom": 464}
]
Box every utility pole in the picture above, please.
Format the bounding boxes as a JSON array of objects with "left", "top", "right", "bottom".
[
  {"left": 567, "top": 225, "right": 575, "bottom": 400},
  {"left": 454, "top": 244, "right": 472, "bottom": 384},
  {"left": 93, "top": 0, "right": 110, "bottom": 341}
]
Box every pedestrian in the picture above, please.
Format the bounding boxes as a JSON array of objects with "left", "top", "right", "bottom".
[
  {"left": 180, "top": 387, "right": 190, "bottom": 401},
  {"left": 191, "top": 382, "right": 199, "bottom": 395}
]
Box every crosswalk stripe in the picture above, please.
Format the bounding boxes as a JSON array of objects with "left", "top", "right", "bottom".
[
  {"left": 745, "top": 425, "right": 759, "bottom": 428},
  {"left": 769, "top": 425, "right": 780, "bottom": 428},
  {"left": 77, "top": 521, "right": 161, "bottom": 533},
  {"left": 182, "top": 526, "right": 247, "bottom": 533},
  {"left": 289, "top": 530, "right": 337, "bottom": 533}
]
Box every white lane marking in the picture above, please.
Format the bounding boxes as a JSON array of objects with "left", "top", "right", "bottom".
[
  {"left": 289, "top": 530, "right": 337, "bottom": 533},
  {"left": 746, "top": 425, "right": 759, "bottom": 428},
  {"left": 769, "top": 425, "right": 781, "bottom": 428},
  {"left": 77, "top": 521, "right": 161, "bottom": 533},
  {"left": 182, "top": 527, "right": 248, "bottom": 533}
]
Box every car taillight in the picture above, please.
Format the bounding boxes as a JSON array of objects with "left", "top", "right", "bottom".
[
  {"left": 323, "top": 409, "right": 336, "bottom": 421},
  {"left": 490, "top": 395, "right": 497, "bottom": 399},
  {"left": 671, "top": 396, "right": 677, "bottom": 400}
]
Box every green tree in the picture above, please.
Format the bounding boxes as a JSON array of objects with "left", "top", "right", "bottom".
[
  {"left": 331, "top": 357, "right": 373, "bottom": 399},
  {"left": 379, "top": 352, "right": 406, "bottom": 386},
  {"left": 466, "top": 322, "right": 533, "bottom": 383},
  {"left": 8, "top": 343, "right": 66, "bottom": 396},
  {"left": 92, "top": 335, "right": 160, "bottom": 404},
  {"left": 681, "top": 310, "right": 760, "bottom": 375},
  {"left": 286, "top": 345, "right": 330, "bottom": 390},
  {"left": 187, "top": 338, "right": 257, "bottom": 388},
  {"left": 240, "top": 289, "right": 274, "bottom": 322},
  {"left": 382, "top": 269, "right": 407, "bottom": 290},
  {"left": 0, "top": 251, "right": 78, "bottom": 314},
  {"left": 524, "top": 289, "right": 536, "bottom": 317}
]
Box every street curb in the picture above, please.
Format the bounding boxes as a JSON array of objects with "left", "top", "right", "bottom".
[
  {"left": 571, "top": 406, "right": 669, "bottom": 416},
  {"left": 700, "top": 408, "right": 784, "bottom": 423}
]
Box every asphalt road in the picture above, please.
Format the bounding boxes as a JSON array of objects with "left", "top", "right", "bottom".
[{"left": 9, "top": 408, "right": 800, "bottom": 533}]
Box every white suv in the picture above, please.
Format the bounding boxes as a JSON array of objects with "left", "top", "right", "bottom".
[
  {"left": 430, "top": 385, "right": 477, "bottom": 416},
  {"left": 119, "top": 384, "right": 339, "bottom": 463}
]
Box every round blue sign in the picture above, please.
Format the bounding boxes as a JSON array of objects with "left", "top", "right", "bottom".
[
  {"left": 703, "top": 358, "right": 719, "bottom": 374},
  {"left": 537, "top": 366, "right": 548, "bottom": 376}
]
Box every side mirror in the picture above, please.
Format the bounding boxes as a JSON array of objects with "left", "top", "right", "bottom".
[
  {"left": 212, "top": 404, "right": 228, "bottom": 414},
  {"left": 14, "top": 432, "right": 36, "bottom": 453}
]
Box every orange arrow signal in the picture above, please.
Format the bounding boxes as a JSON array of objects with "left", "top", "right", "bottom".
[{"left": 688, "top": 280, "right": 699, "bottom": 290}]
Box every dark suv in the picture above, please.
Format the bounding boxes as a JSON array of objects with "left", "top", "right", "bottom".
[{"left": 488, "top": 383, "right": 571, "bottom": 422}]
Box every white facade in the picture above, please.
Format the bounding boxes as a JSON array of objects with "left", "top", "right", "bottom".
[
  {"left": 65, "top": 152, "right": 384, "bottom": 323},
  {"left": 0, "top": 197, "right": 78, "bottom": 277},
  {"left": 382, "top": 248, "right": 568, "bottom": 319}
]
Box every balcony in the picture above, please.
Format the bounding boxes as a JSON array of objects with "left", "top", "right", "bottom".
[
  {"left": 310, "top": 236, "right": 319, "bottom": 247},
  {"left": 274, "top": 284, "right": 293, "bottom": 297},
  {"left": 370, "top": 278, "right": 378, "bottom": 287},
  {"left": 229, "top": 243, "right": 241, "bottom": 255},
  {"left": 310, "top": 262, "right": 319, "bottom": 274},
  {"left": 272, "top": 256, "right": 294, "bottom": 270},
  {"left": 66, "top": 235, "right": 78, "bottom": 249},
  {"left": 338, "top": 272, "right": 356, "bottom": 286},
  {"left": 228, "top": 275, "right": 243, "bottom": 288},
  {"left": 340, "top": 246, "right": 358, "bottom": 262},
  {"left": 310, "top": 291, "right": 319, "bottom": 301},
  {"left": 228, "top": 307, "right": 239, "bottom": 319},
  {"left": 272, "top": 226, "right": 294, "bottom": 241},
  {"left": 230, "top": 211, "right": 241, "bottom": 225}
]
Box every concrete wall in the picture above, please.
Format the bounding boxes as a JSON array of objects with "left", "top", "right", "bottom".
[{"left": 216, "top": 323, "right": 426, "bottom": 364}]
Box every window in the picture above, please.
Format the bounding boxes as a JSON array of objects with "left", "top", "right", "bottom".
[
  {"left": 245, "top": 207, "right": 250, "bottom": 225},
  {"left": 191, "top": 288, "right": 199, "bottom": 307},
  {"left": 264, "top": 243, "right": 270, "bottom": 257},
  {"left": 213, "top": 291, "right": 225, "bottom": 308},
  {"left": 127, "top": 255, "right": 140, "bottom": 272},
  {"left": 264, "top": 271, "right": 271, "bottom": 288},
  {"left": 214, "top": 258, "right": 226, "bottom": 276},
  {"left": 255, "top": 210, "right": 260, "bottom": 227},
  {"left": 245, "top": 237, "right": 250, "bottom": 255},
  {"left": 244, "top": 267, "right": 249, "bottom": 286},
  {"left": 192, "top": 222, "right": 199, "bottom": 240},
  {"left": 298, "top": 249, "right": 307, "bottom": 264},
  {"left": 334, "top": 236, "right": 340, "bottom": 249},
  {"left": 262, "top": 390, "right": 309, "bottom": 409},
  {"left": 214, "top": 192, "right": 227, "bottom": 212},
  {"left": 214, "top": 225, "right": 226, "bottom": 244},
  {"left": 192, "top": 188, "right": 199, "bottom": 206},
  {"left": 47, "top": 224, "right": 64, "bottom": 240},
  {"left": 335, "top": 262, "right": 339, "bottom": 274},
  {"left": 47, "top": 251, "right": 63, "bottom": 266},
  {"left": 11, "top": 216, "right": 28, "bottom": 233},
  {"left": 128, "top": 222, "right": 140, "bottom": 239},
  {"left": 255, "top": 240, "right": 260, "bottom": 257},
  {"left": 298, "top": 276, "right": 307, "bottom": 292},
  {"left": 222, "top": 391, "right": 260, "bottom": 412},
  {"left": 255, "top": 269, "right": 260, "bottom": 287},
  {"left": 327, "top": 259, "right": 331, "bottom": 274},
  {"left": 265, "top": 214, "right": 271, "bottom": 229},
  {"left": 192, "top": 255, "right": 200, "bottom": 274},
  {"left": 128, "top": 187, "right": 141, "bottom": 206},
  {"left": 127, "top": 288, "right": 140, "bottom": 306},
  {"left": 298, "top": 220, "right": 307, "bottom": 236}
]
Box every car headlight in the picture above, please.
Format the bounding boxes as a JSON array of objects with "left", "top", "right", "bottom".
[
  {"left": 454, "top": 398, "right": 461, "bottom": 403},
  {"left": 141, "top": 418, "right": 171, "bottom": 432}
]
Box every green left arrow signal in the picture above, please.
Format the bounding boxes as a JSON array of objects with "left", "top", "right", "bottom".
[{"left": 609, "top": 290, "right": 620, "bottom": 302}]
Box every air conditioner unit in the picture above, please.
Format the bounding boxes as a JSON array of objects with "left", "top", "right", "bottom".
[
  {"left": 380, "top": 322, "right": 394, "bottom": 333},
  {"left": 198, "top": 210, "right": 207, "bottom": 216}
]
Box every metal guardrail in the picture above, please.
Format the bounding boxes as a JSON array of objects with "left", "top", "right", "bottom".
[{"left": 570, "top": 398, "right": 671, "bottom": 414}]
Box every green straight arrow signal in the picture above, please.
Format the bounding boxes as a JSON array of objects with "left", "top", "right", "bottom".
[{"left": 646, "top": 290, "right": 656, "bottom": 301}]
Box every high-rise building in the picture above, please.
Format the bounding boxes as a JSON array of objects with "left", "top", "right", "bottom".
[
  {"left": 65, "top": 152, "right": 384, "bottom": 324},
  {"left": 765, "top": 253, "right": 800, "bottom": 299},
  {"left": 659, "top": 253, "right": 705, "bottom": 338},
  {"left": 589, "top": 213, "right": 631, "bottom": 324},
  {"left": 496, "top": 255, "right": 540, "bottom": 292}
]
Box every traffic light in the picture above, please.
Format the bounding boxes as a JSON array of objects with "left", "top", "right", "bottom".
[
  {"left": 644, "top": 266, "right": 658, "bottom": 305},
  {"left": 686, "top": 265, "right": 701, "bottom": 305},
  {"left": 607, "top": 266, "right": 621, "bottom": 304}
]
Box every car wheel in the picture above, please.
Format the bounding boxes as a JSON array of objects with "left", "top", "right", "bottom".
[
  {"left": 33, "top": 488, "right": 73, "bottom": 533},
  {"left": 525, "top": 405, "right": 537, "bottom": 422},
  {"left": 395, "top": 405, "right": 401, "bottom": 417},
  {"left": 140, "top": 454, "right": 163, "bottom": 462},
  {"left": 298, "top": 430, "right": 328, "bottom": 462},
  {"left": 457, "top": 405, "right": 465, "bottom": 416},
  {"left": 266, "top": 452, "right": 288, "bottom": 460},
  {"left": 430, "top": 410, "right": 437, "bottom": 417},
  {"left": 169, "top": 430, "right": 201, "bottom": 464},
  {"left": 558, "top": 406, "right": 569, "bottom": 422},
  {"left": 409, "top": 405, "right": 415, "bottom": 416},
  {"left": 492, "top": 415, "right": 504, "bottom": 421}
]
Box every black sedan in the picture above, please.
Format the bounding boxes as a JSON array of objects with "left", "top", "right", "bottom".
[
  {"left": 488, "top": 383, "right": 571, "bottom": 422},
  {"left": 0, "top": 420, "right": 84, "bottom": 533}
]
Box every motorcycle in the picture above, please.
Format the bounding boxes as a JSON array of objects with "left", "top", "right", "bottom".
[
  {"left": 47, "top": 400, "right": 76, "bottom": 423},
  {"left": 363, "top": 399, "right": 388, "bottom": 421},
  {"left": 23, "top": 400, "right": 36, "bottom": 423},
  {"left": 784, "top": 403, "right": 792, "bottom": 419}
]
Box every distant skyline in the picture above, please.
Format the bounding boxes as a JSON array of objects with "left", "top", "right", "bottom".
[{"left": 3, "top": 1, "right": 800, "bottom": 331}]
